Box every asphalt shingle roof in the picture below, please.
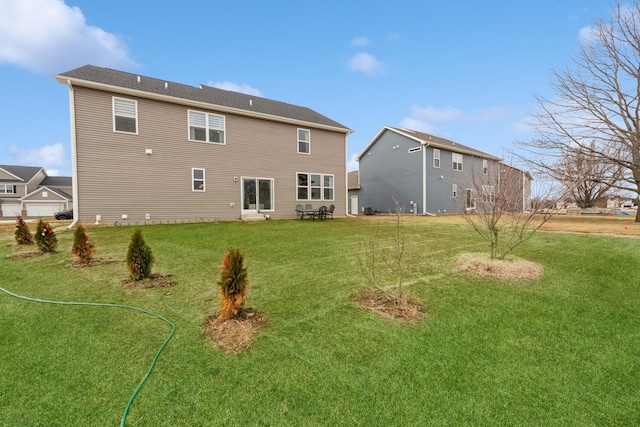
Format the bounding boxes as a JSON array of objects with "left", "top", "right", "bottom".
[
  {"left": 387, "top": 127, "right": 501, "bottom": 160},
  {"left": 57, "top": 65, "right": 350, "bottom": 131},
  {"left": 0, "top": 165, "right": 43, "bottom": 182}
]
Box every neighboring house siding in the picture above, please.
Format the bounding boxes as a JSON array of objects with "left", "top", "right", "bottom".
[
  {"left": 358, "top": 129, "right": 423, "bottom": 213},
  {"left": 72, "top": 87, "right": 346, "bottom": 223},
  {"left": 356, "top": 127, "right": 521, "bottom": 215}
]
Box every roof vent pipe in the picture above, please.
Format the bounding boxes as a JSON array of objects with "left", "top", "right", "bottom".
[
  {"left": 137, "top": 76, "right": 141, "bottom": 84},
  {"left": 165, "top": 82, "right": 168, "bottom": 89},
  {"left": 250, "top": 99, "right": 253, "bottom": 106}
]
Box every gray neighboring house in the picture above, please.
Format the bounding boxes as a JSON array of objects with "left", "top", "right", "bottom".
[
  {"left": 0, "top": 165, "right": 72, "bottom": 218},
  {"left": 55, "top": 65, "right": 351, "bottom": 224},
  {"left": 353, "top": 126, "right": 531, "bottom": 215}
]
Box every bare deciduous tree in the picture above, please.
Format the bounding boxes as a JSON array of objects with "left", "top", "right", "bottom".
[
  {"left": 458, "top": 164, "right": 557, "bottom": 260},
  {"left": 517, "top": 2, "right": 640, "bottom": 221}
]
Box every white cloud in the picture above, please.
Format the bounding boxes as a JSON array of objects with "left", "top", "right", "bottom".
[
  {"left": 348, "top": 52, "right": 384, "bottom": 76},
  {"left": 207, "top": 81, "right": 263, "bottom": 96},
  {"left": 409, "top": 105, "right": 464, "bottom": 122},
  {"left": 473, "top": 106, "right": 509, "bottom": 122},
  {"left": 578, "top": 25, "right": 597, "bottom": 43},
  {"left": 8, "top": 143, "right": 68, "bottom": 175},
  {"left": 0, "top": 0, "right": 136, "bottom": 74},
  {"left": 351, "top": 36, "right": 370, "bottom": 47},
  {"left": 348, "top": 153, "right": 359, "bottom": 172},
  {"left": 399, "top": 117, "right": 439, "bottom": 134}
]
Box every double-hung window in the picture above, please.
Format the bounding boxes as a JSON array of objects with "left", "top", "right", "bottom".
[
  {"left": 433, "top": 149, "right": 441, "bottom": 168},
  {"left": 296, "top": 172, "right": 334, "bottom": 201},
  {"left": 0, "top": 184, "right": 15, "bottom": 194},
  {"left": 113, "top": 97, "right": 138, "bottom": 133},
  {"left": 452, "top": 152, "right": 463, "bottom": 171},
  {"left": 482, "top": 185, "right": 495, "bottom": 204},
  {"left": 483, "top": 159, "right": 488, "bottom": 175},
  {"left": 298, "top": 129, "right": 310, "bottom": 154},
  {"left": 189, "top": 111, "right": 225, "bottom": 144},
  {"left": 192, "top": 168, "right": 205, "bottom": 192}
]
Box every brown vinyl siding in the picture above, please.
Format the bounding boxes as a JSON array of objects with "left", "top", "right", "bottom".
[{"left": 72, "top": 87, "right": 346, "bottom": 223}]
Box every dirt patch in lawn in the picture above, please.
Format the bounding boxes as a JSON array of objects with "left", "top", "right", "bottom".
[
  {"left": 5, "top": 250, "right": 47, "bottom": 259},
  {"left": 202, "top": 308, "right": 266, "bottom": 354},
  {"left": 456, "top": 253, "right": 543, "bottom": 282},
  {"left": 355, "top": 289, "right": 425, "bottom": 322},
  {"left": 120, "top": 273, "right": 177, "bottom": 289},
  {"left": 71, "top": 258, "right": 120, "bottom": 268}
]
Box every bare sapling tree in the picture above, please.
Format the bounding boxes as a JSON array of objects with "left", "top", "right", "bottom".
[
  {"left": 458, "top": 163, "right": 559, "bottom": 260},
  {"left": 355, "top": 196, "right": 409, "bottom": 301},
  {"left": 356, "top": 232, "right": 382, "bottom": 291},
  {"left": 381, "top": 196, "right": 407, "bottom": 300},
  {"left": 517, "top": 2, "right": 640, "bottom": 221}
]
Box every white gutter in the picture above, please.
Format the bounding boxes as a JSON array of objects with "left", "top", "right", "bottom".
[{"left": 66, "top": 80, "right": 79, "bottom": 230}]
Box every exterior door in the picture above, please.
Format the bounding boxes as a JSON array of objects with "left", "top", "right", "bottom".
[
  {"left": 242, "top": 177, "right": 273, "bottom": 214},
  {"left": 350, "top": 195, "right": 358, "bottom": 215}
]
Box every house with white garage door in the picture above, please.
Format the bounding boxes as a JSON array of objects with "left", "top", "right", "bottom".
[{"left": 0, "top": 165, "right": 72, "bottom": 218}]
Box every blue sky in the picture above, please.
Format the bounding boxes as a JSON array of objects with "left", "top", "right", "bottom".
[{"left": 0, "top": 0, "right": 613, "bottom": 176}]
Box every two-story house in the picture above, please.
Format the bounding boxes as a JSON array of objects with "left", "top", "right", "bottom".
[
  {"left": 0, "top": 165, "right": 72, "bottom": 218},
  {"left": 353, "top": 126, "right": 530, "bottom": 215},
  {"left": 55, "top": 65, "right": 351, "bottom": 224}
]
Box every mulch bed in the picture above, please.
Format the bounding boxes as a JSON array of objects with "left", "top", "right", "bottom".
[
  {"left": 456, "top": 253, "right": 543, "bottom": 281},
  {"left": 202, "top": 308, "right": 266, "bottom": 354},
  {"left": 5, "top": 250, "right": 48, "bottom": 259},
  {"left": 354, "top": 289, "right": 425, "bottom": 322}
]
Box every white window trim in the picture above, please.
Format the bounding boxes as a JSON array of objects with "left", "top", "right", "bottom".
[
  {"left": 482, "top": 185, "right": 495, "bottom": 204},
  {"left": 192, "top": 168, "right": 205, "bottom": 192},
  {"left": 113, "top": 97, "right": 138, "bottom": 134},
  {"left": 452, "top": 152, "right": 463, "bottom": 171},
  {"left": 296, "top": 172, "right": 334, "bottom": 201},
  {"left": 188, "top": 110, "right": 226, "bottom": 144},
  {"left": 483, "top": 159, "right": 488, "bottom": 175},
  {"left": 452, "top": 184, "right": 457, "bottom": 198},
  {"left": 433, "top": 148, "right": 441, "bottom": 168},
  {"left": 466, "top": 188, "right": 476, "bottom": 209},
  {"left": 297, "top": 128, "right": 311, "bottom": 155},
  {"left": 0, "top": 184, "right": 15, "bottom": 194}
]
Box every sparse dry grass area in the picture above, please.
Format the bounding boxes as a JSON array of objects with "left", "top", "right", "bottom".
[{"left": 456, "top": 253, "right": 544, "bottom": 281}]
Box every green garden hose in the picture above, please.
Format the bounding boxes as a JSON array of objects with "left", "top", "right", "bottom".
[{"left": 0, "top": 285, "right": 175, "bottom": 427}]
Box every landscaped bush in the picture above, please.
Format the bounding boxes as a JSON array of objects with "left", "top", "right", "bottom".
[
  {"left": 214, "top": 247, "right": 248, "bottom": 324},
  {"left": 14, "top": 216, "right": 33, "bottom": 245},
  {"left": 34, "top": 219, "right": 57, "bottom": 252},
  {"left": 72, "top": 224, "right": 96, "bottom": 263},
  {"left": 126, "top": 228, "right": 154, "bottom": 281}
]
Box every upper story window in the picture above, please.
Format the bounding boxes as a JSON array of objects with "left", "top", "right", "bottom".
[
  {"left": 0, "top": 184, "right": 15, "bottom": 194},
  {"left": 433, "top": 149, "right": 441, "bottom": 168},
  {"left": 298, "top": 129, "right": 310, "bottom": 154},
  {"left": 189, "top": 111, "right": 225, "bottom": 144},
  {"left": 192, "top": 168, "right": 205, "bottom": 192},
  {"left": 483, "top": 159, "right": 488, "bottom": 175},
  {"left": 452, "top": 152, "right": 463, "bottom": 171},
  {"left": 113, "top": 97, "right": 138, "bottom": 134}
]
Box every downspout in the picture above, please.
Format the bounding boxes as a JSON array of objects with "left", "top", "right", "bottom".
[
  {"left": 345, "top": 131, "right": 357, "bottom": 218},
  {"left": 421, "top": 141, "right": 435, "bottom": 216},
  {"left": 66, "top": 80, "right": 79, "bottom": 230}
]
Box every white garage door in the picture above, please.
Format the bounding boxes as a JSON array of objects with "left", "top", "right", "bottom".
[
  {"left": 1, "top": 203, "right": 21, "bottom": 217},
  {"left": 26, "top": 203, "right": 64, "bottom": 217}
]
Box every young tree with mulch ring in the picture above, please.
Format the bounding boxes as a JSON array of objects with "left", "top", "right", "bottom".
[
  {"left": 126, "top": 228, "right": 154, "bottom": 281},
  {"left": 34, "top": 219, "right": 58, "bottom": 252},
  {"left": 14, "top": 216, "right": 33, "bottom": 245},
  {"left": 72, "top": 224, "right": 96, "bottom": 264},
  {"left": 214, "top": 247, "right": 248, "bottom": 324}
]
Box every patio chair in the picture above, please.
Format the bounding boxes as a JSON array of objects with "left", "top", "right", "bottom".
[
  {"left": 317, "top": 205, "right": 328, "bottom": 220},
  {"left": 327, "top": 204, "right": 335, "bottom": 219},
  {"left": 305, "top": 204, "right": 313, "bottom": 210},
  {"left": 295, "top": 204, "right": 304, "bottom": 219}
]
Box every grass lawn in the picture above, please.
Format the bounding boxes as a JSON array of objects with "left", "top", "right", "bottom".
[{"left": 1, "top": 216, "right": 640, "bottom": 426}]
